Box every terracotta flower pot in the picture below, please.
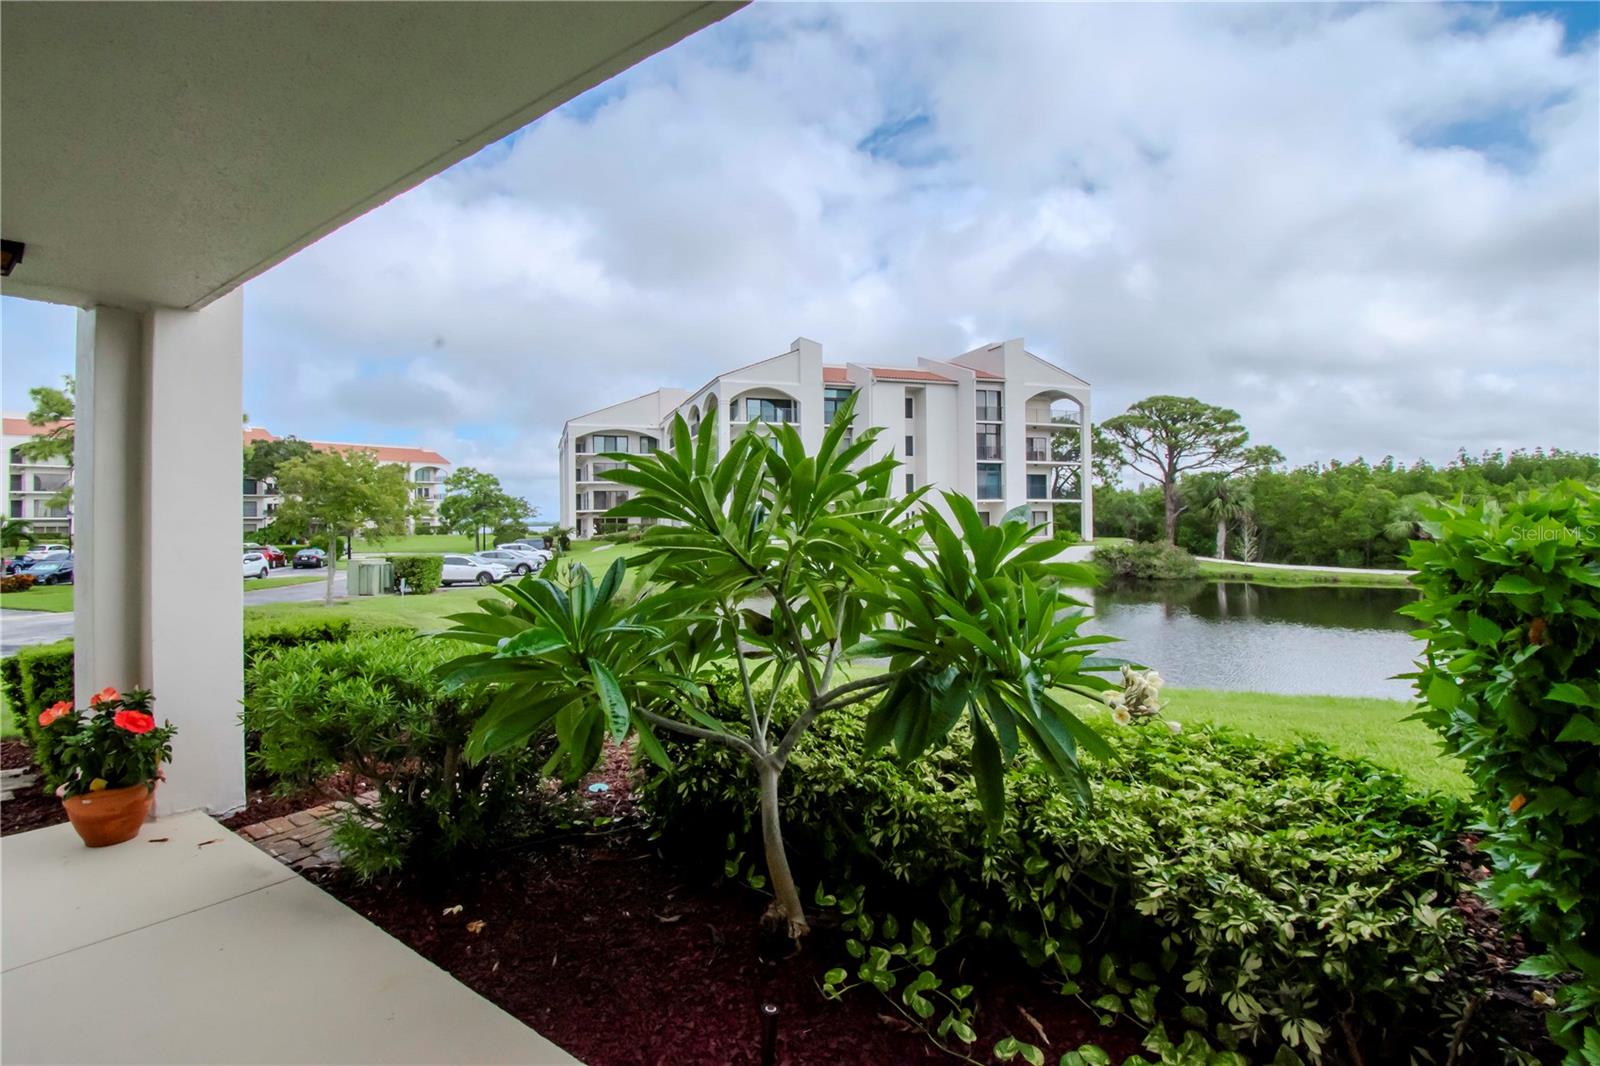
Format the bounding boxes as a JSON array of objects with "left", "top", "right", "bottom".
[{"left": 62, "top": 782, "right": 155, "bottom": 847}]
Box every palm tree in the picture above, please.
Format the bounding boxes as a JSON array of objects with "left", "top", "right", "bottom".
[
  {"left": 1, "top": 519, "right": 33, "bottom": 552},
  {"left": 1383, "top": 493, "right": 1437, "bottom": 544},
  {"left": 1196, "top": 476, "right": 1250, "bottom": 559}
]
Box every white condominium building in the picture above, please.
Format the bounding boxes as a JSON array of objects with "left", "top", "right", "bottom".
[
  {"left": 558, "top": 338, "right": 1092, "bottom": 540},
  {"left": 241, "top": 427, "right": 452, "bottom": 533},
  {"left": 3, "top": 417, "right": 452, "bottom": 539}
]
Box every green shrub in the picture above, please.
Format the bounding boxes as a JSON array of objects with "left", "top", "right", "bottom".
[
  {"left": 1, "top": 574, "right": 36, "bottom": 593},
  {"left": 388, "top": 554, "right": 443, "bottom": 594},
  {"left": 1051, "top": 526, "right": 1082, "bottom": 545},
  {"left": 243, "top": 632, "right": 541, "bottom": 877},
  {"left": 1404, "top": 481, "right": 1600, "bottom": 1055},
  {"left": 4, "top": 641, "right": 75, "bottom": 782},
  {"left": 3, "top": 618, "right": 378, "bottom": 785},
  {"left": 643, "top": 704, "right": 1483, "bottom": 1063},
  {"left": 1094, "top": 540, "right": 1198, "bottom": 579}
]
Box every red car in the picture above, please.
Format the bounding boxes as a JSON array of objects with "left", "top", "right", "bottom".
[{"left": 245, "top": 543, "right": 287, "bottom": 568}]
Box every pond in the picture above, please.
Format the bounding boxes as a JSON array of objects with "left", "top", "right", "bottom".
[{"left": 1082, "top": 580, "right": 1422, "bottom": 700}]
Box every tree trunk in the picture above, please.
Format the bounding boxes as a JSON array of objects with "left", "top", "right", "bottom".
[
  {"left": 1216, "top": 517, "right": 1228, "bottom": 560},
  {"left": 324, "top": 529, "right": 337, "bottom": 606},
  {"left": 1163, "top": 481, "right": 1180, "bottom": 546},
  {"left": 757, "top": 758, "right": 808, "bottom": 940}
]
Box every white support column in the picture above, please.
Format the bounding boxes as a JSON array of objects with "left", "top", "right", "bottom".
[
  {"left": 1080, "top": 401, "right": 1094, "bottom": 541},
  {"left": 144, "top": 290, "right": 246, "bottom": 814},
  {"left": 74, "top": 308, "right": 148, "bottom": 701},
  {"left": 73, "top": 292, "right": 246, "bottom": 815}
]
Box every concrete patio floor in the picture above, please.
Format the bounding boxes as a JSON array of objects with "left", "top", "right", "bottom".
[{"left": 1, "top": 810, "right": 579, "bottom": 1064}]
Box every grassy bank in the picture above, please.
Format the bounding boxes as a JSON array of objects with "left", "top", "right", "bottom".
[
  {"left": 1195, "top": 559, "right": 1415, "bottom": 589},
  {"left": 1073, "top": 687, "right": 1466, "bottom": 796}
]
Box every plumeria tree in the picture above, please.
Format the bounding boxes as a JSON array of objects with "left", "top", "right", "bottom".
[{"left": 441, "top": 397, "right": 1121, "bottom": 938}]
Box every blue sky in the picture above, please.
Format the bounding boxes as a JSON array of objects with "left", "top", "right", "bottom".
[{"left": 4, "top": 1, "right": 1596, "bottom": 517}]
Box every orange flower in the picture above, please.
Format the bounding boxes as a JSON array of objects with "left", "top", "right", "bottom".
[
  {"left": 37, "top": 700, "right": 72, "bottom": 727},
  {"left": 1509, "top": 793, "right": 1528, "bottom": 814},
  {"left": 112, "top": 709, "right": 156, "bottom": 735},
  {"left": 90, "top": 686, "right": 121, "bottom": 706}
]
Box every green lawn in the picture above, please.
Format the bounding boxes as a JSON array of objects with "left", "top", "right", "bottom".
[
  {"left": 1071, "top": 687, "right": 1468, "bottom": 797},
  {"left": 353, "top": 533, "right": 478, "bottom": 554},
  {"left": 251, "top": 573, "right": 326, "bottom": 591},
  {"left": 244, "top": 585, "right": 512, "bottom": 631},
  {"left": 0, "top": 583, "right": 75, "bottom": 613},
  {"left": 1195, "top": 559, "right": 1415, "bottom": 590}
]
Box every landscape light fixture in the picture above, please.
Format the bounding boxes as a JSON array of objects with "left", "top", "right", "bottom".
[{"left": 0, "top": 239, "right": 24, "bottom": 276}]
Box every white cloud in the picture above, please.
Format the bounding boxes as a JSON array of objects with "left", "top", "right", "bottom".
[{"left": 221, "top": 2, "right": 1600, "bottom": 516}]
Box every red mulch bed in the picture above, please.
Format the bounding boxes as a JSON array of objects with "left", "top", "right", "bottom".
[
  {"left": 311, "top": 744, "right": 1138, "bottom": 1066},
  {"left": 0, "top": 740, "right": 68, "bottom": 837},
  {"left": 315, "top": 836, "right": 1136, "bottom": 1066}
]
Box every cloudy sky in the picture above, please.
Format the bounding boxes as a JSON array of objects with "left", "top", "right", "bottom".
[{"left": 3, "top": 2, "right": 1597, "bottom": 516}]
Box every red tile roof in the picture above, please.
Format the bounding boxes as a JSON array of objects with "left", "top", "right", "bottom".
[
  {"left": 867, "top": 367, "right": 955, "bottom": 383},
  {"left": 3, "top": 417, "right": 71, "bottom": 437},
  {"left": 974, "top": 372, "right": 1005, "bottom": 381},
  {"left": 822, "top": 365, "right": 852, "bottom": 384},
  {"left": 244, "top": 428, "right": 449, "bottom": 466}
]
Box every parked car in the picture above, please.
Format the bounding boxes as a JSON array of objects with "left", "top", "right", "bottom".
[
  {"left": 11, "top": 549, "right": 70, "bottom": 575},
  {"left": 245, "top": 543, "right": 287, "bottom": 568},
  {"left": 479, "top": 548, "right": 549, "bottom": 575},
  {"left": 498, "top": 542, "right": 555, "bottom": 565},
  {"left": 440, "top": 554, "right": 509, "bottom": 586},
  {"left": 292, "top": 547, "right": 328, "bottom": 569},
  {"left": 243, "top": 552, "right": 271, "bottom": 580},
  {"left": 23, "top": 543, "right": 70, "bottom": 560},
  {"left": 28, "top": 553, "right": 75, "bottom": 585}
]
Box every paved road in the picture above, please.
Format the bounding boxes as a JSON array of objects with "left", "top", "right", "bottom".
[{"left": 0, "top": 570, "right": 348, "bottom": 656}]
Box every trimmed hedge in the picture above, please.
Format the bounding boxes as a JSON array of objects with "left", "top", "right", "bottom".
[
  {"left": 243, "top": 632, "right": 543, "bottom": 877},
  {"left": 1405, "top": 481, "right": 1600, "bottom": 1054},
  {"left": 388, "top": 555, "right": 443, "bottom": 594},
  {"left": 3, "top": 617, "right": 379, "bottom": 786},
  {"left": 643, "top": 703, "right": 1487, "bottom": 1063},
  {"left": 1094, "top": 540, "right": 1199, "bottom": 579}
]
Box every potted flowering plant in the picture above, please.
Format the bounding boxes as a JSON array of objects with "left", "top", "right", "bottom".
[{"left": 37, "top": 687, "right": 176, "bottom": 847}]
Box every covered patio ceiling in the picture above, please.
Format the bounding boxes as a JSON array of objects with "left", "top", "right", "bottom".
[{"left": 0, "top": 1, "right": 742, "bottom": 312}]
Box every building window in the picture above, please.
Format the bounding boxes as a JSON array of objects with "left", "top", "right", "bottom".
[
  {"left": 1026, "top": 436, "right": 1049, "bottom": 462},
  {"left": 976, "top": 389, "right": 1002, "bottom": 422},
  {"left": 592, "top": 434, "right": 629, "bottom": 454},
  {"left": 9, "top": 448, "right": 22, "bottom": 465},
  {"left": 9, "top": 500, "right": 21, "bottom": 518},
  {"left": 976, "top": 463, "right": 1003, "bottom": 499},
  {"left": 243, "top": 501, "right": 258, "bottom": 518},
  {"left": 9, "top": 474, "right": 21, "bottom": 492},
  {"left": 904, "top": 435, "right": 914, "bottom": 457},
  {"left": 905, "top": 395, "right": 914, "bottom": 418},
  {"left": 1031, "top": 510, "right": 1050, "bottom": 528},
  {"left": 979, "top": 511, "right": 992, "bottom": 527},
  {"left": 823, "top": 387, "right": 854, "bottom": 424},
  {"left": 575, "top": 493, "right": 587, "bottom": 512},
  {"left": 639, "top": 436, "right": 657, "bottom": 453},
  {"left": 741, "top": 397, "right": 797, "bottom": 424},
  {"left": 905, "top": 473, "right": 915, "bottom": 494},
  {"left": 977, "top": 426, "right": 1002, "bottom": 461},
  {"left": 32, "top": 473, "right": 69, "bottom": 493},
  {"left": 1027, "top": 473, "right": 1048, "bottom": 499}
]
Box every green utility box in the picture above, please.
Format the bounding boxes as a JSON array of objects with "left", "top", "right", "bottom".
[{"left": 350, "top": 558, "right": 394, "bottom": 596}]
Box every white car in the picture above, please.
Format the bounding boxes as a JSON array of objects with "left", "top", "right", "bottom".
[
  {"left": 485, "top": 546, "right": 551, "bottom": 574},
  {"left": 24, "top": 543, "right": 70, "bottom": 560},
  {"left": 439, "top": 554, "right": 509, "bottom": 586},
  {"left": 242, "top": 551, "right": 270, "bottom": 579}
]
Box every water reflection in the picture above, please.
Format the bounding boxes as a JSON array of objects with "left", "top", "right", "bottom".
[{"left": 1082, "top": 580, "right": 1421, "bottom": 699}]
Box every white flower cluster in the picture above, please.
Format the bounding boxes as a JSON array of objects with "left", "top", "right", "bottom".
[{"left": 1107, "top": 666, "right": 1181, "bottom": 733}]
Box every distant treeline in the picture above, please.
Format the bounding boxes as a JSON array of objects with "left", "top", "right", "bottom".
[{"left": 1093, "top": 448, "right": 1600, "bottom": 569}]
